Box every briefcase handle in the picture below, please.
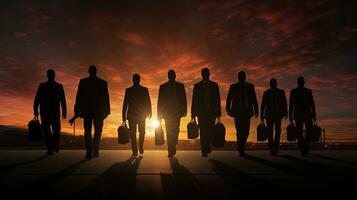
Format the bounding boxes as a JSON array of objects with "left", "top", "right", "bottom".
[{"left": 215, "top": 117, "right": 222, "bottom": 124}]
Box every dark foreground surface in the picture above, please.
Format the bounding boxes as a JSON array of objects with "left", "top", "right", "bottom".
[{"left": 1, "top": 150, "right": 356, "bottom": 199}]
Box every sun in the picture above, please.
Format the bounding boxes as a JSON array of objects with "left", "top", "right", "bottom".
[{"left": 151, "top": 119, "right": 160, "bottom": 128}]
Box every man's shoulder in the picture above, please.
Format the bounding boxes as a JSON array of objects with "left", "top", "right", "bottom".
[
  {"left": 245, "top": 82, "right": 254, "bottom": 88},
  {"left": 230, "top": 82, "right": 239, "bottom": 89},
  {"left": 277, "top": 88, "right": 285, "bottom": 93},
  {"left": 176, "top": 81, "right": 184, "bottom": 87},
  {"left": 161, "top": 82, "right": 170, "bottom": 88},
  {"left": 291, "top": 87, "right": 299, "bottom": 93},
  {"left": 194, "top": 81, "right": 201, "bottom": 88},
  {"left": 210, "top": 80, "right": 218, "bottom": 86},
  {"left": 141, "top": 86, "right": 148, "bottom": 91}
]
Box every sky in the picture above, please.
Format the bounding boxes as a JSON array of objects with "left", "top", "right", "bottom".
[{"left": 0, "top": 0, "right": 356, "bottom": 141}]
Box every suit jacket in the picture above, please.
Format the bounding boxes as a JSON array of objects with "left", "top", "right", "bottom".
[
  {"left": 289, "top": 87, "right": 316, "bottom": 120},
  {"left": 261, "top": 88, "right": 287, "bottom": 120},
  {"left": 191, "top": 80, "right": 221, "bottom": 118},
  {"left": 34, "top": 81, "right": 66, "bottom": 119},
  {"left": 226, "top": 82, "right": 258, "bottom": 118},
  {"left": 74, "top": 76, "right": 110, "bottom": 118},
  {"left": 122, "top": 85, "right": 152, "bottom": 120},
  {"left": 158, "top": 81, "right": 187, "bottom": 119}
]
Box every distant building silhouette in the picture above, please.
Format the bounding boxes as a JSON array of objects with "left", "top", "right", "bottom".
[
  {"left": 34, "top": 69, "right": 67, "bottom": 155},
  {"left": 289, "top": 77, "right": 316, "bottom": 156},
  {"left": 226, "top": 71, "right": 258, "bottom": 157},
  {"left": 261, "top": 78, "right": 287, "bottom": 155},
  {"left": 158, "top": 70, "right": 187, "bottom": 157},
  {"left": 191, "top": 68, "right": 221, "bottom": 157},
  {"left": 73, "top": 65, "right": 110, "bottom": 159},
  {"left": 122, "top": 73, "right": 152, "bottom": 156}
]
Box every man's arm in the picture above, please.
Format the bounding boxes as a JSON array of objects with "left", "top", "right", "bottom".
[
  {"left": 60, "top": 84, "right": 67, "bottom": 118},
  {"left": 289, "top": 90, "right": 294, "bottom": 121},
  {"left": 145, "top": 88, "right": 152, "bottom": 118},
  {"left": 215, "top": 83, "right": 221, "bottom": 117},
  {"left": 282, "top": 90, "right": 288, "bottom": 117},
  {"left": 310, "top": 90, "right": 316, "bottom": 120},
  {"left": 74, "top": 80, "right": 82, "bottom": 116},
  {"left": 122, "top": 89, "right": 128, "bottom": 121},
  {"left": 33, "top": 84, "right": 41, "bottom": 117},
  {"left": 181, "top": 84, "right": 187, "bottom": 117},
  {"left": 104, "top": 82, "right": 110, "bottom": 116},
  {"left": 251, "top": 84, "right": 259, "bottom": 117},
  {"left": 157, "top": 85, "right": 163, "bottom": 119},
  {"left": 226, "top": 85, "right": 233, "bottom": 117},
  {"left": 260, "top": 92, "right": 267, "bottom": 119},
  {"left": 191, "top": 85, "right": 198, "bottom": 118}
]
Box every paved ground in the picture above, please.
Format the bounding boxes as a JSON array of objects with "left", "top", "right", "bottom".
[{"left": 1, "top": 150, "right": 356, "bottom": 199}]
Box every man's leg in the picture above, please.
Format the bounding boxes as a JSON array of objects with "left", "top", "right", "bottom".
[
  {"left": 266, "top": 119, "right": 274, "bottom": 155},
  {"left": 295, "top": 119, "right": 305, "bottom": 155},
  {"left": 165, "top": 118, "right": 180, "bottom": 157},
  {"left": 52, "top": 117, "right": 61, "bottom": 153},
  {"left": 84, "top": 117, "right": 93, "bottom": 158},
  {"left": 198, "top": 117, "right": 209, "bottom": 156},
  {"left": 274, "top": 119, "right": 282, "bottom": 154},
  {"left": 304, "top": 119, "right": 313, "bottom": 154},
  {"left": 206, "top": 117, "right": 215, "bottom": 154},
  {"left": 93, "top": 117, "right": 104, "bottom": 157},
  {"left": 241, "top": 117, "right": 251, "bottom": 156},
  {"left": 41, "top": 118, "right": 53, "bottom": 155},
  {"left": 128, "top": 119, "right": 138, "bottom": 156},
  {"left": 138, "top": 119, "right": 146, "bottom": 154}
]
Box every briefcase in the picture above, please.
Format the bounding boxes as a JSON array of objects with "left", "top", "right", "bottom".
[
  {"left": 310, "top": 122, "right": 321, "bottom": 142},
  {"left": 187, "top": 119, "right": 199, "bottom": 139},
  {"left": 155, "top": 125, "right": 165, "bottom": 145},
  {"left": 28, "top": 116, "right": 42, "bottom": 140},
  {"left": 212, "top": 120, "right": 226, "bottom": 147},
  {"left": 117, "top": 122, "right": 130, "bottom": 144},
  {"left": 287, "top": 123, "right": 297, "bottom": 141},
  {"left": 257, "top": 121, "right": 268, "bottom": 141}
]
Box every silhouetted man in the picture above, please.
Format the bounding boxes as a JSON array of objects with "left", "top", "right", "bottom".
[
  {"left": 226, "top": 71, "right": 258, "bottom": 157},
  {"left": 158, "top": 70, "right": 187, "bottom": 157},
  {"left": 289, "top": 77, "right": 316, "bottom": 156},
  {"left": 261, "top": 78, "right": 287, "bottom": 155},
  {"left": 191, "top": 68, "right": 221, "bottom": 157},
  {"left": 74, "top": 65, "right": 110, "bottom": 159},
  {"left": 122, "top": 74, "right": 152, "bottom": 156},
  {"left": 34, "top": 69, "right": 67, "bottom": 155}
]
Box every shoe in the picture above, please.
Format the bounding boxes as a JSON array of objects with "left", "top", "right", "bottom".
[
  {"left": 93, "top": 150, "right": 99, "bottom": 158},
  {"left": 85, "top": 154, "right": 93, "bottom": 159},
  {"left": 139, "top": 148, "right": 144, "bottom": 154},
  {"left": 46, "top": 150, "right": 53, "bottom": 156},
  {"left": 239, "top": 153, "right": 246, "bottom": 157},
  {"left": 168, "top": 153, "right": 175, "bottom": 158},
  {"left": 85, "top": 150, "right": 93, "bottom": 159},
  {"left": 201, "top": 154, "right": 208, "bottom": 157},
  {"left": 132, "top": 154, "right": 137, "bottom": 158}
]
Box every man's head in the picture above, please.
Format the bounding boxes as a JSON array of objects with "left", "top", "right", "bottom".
[
  {"left": 238, "top": 71, "right": 246, "bottom": 82},
  {"left": 47, "top": 69, "right": 55, "bottom": 82},
  {"left": 88, "top": 65, "right": 97, "bottom": 77},
  {"left": 201, "top": 68, "right": 210, "bottom": 80},
  {"left": 270, "top": 78, "right": 277, "bottom": 88},
  {"left": 168, "top": 70, "right": 176, "bottom": 82},
  {"left": 133, "top": 73, "right": 140, "bottom": 85},
  {"left": 297, "top": 76, "right": 305, "bottom": 87}
]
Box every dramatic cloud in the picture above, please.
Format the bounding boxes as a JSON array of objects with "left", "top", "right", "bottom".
[{"left": 0, "top": 0, "right": 356, "bottom": 141}]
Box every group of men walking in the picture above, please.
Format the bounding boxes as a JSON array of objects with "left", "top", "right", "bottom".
[{"left": 34, "top": 65, "right": 317, "bottom": 158}]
